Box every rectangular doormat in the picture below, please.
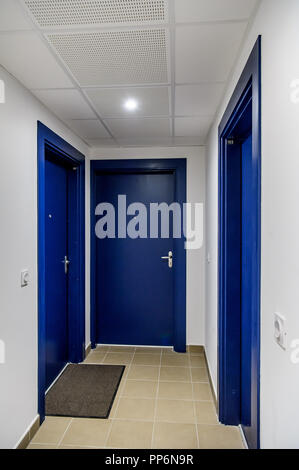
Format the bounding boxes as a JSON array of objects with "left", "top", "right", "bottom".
[{"left": 45, "top": 364, "right": 125, "bottom": 419}]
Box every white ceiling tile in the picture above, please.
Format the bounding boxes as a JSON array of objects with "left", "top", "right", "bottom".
[
  {"left": 176, "top": 83, "right": 225, "bottom": 116},
  {"left": 33, "top": 89, "right": 96, "bottom": 119},
  {"left": 0, "top": 0, "right": 33, "bottom": 31},
  {"left": 67, "top": 119, "right": 110, "bottom": 139},
  {"left": 87, "top": 138, "right": 118, "bottom": 147},
  {"left": 173, "top": 136, "right": 205, "bottom": 146},
  {"left": 46, "top": 29, "right": 170, "bottom": 86},
  {"left": 175, "top": 0, "right": 258, "bottom": 23},
  {"left": 0, "top": 32, "right": 73, "bottom": 89},
  {"left": 175, "top": 116, "right": 212, "bottom": 138},
  {"left": 176, "top": 22, "right": 248, "bottom": 83},
  {"left": 104, "top": 118, "right": 171, "bottom": 138},
  {"left": 85, "top": 86, "right": 170, "bottom": 117},
  {"left": 117, "top": 136, "right": 174, "bottom": 147},
  {"left": 23, "top": 0, "right": 168, "bottom": 28}
]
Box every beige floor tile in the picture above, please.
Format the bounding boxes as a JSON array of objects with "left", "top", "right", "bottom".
[
  {"left": 120, "top": 365, "right": 129, "bottom": 378},
  {"left": 188, "top": 346, "right": 204, "bottom": 355},
  {"left": 108, "top": 346, "right": 136, "bottom": 353},
  {"left": 122, "top": 380, "right": 158, "bottom": 398},
  {"left": 31, "top": 417, "right": 71, "bottom": 445},
  {"left": 132, "top": 354, "right": 161, "bottom": 366},
  {"left": 156, "top": 399, "right": 195, "bottom": 423},
  {"left": 115, "top": 398, "right": 155, "bottom": 421},
  {"left": 94, "top": 345, "right": 110, "bottom": 352},
  {"left": 30, "top": 418, "right": 41, "bottom": 441},
  {"left": 109, "top": 396, "right": 120, "bottom": 418},
  {"left": 153, "top": 422, "right": 198, "bottom": 449},
  {"left": 103, "top": 352, "right": 134, "bottom": 365},
  {"left": 128, "top": 365, "right": 159, "bottom": 381},
  {"left": 191, "top": 367, "right": 209, "bottom": 383},
  {"left": 160, "top": 366, "right": 191, "bottom": 382},
  {"left": 158, "top": 382, "right": 193, "bottom": 400},
  {"left": 161, "top": 355, "right": 190, "bottom": 367},
  {"left": 84, "top": 352, "right": 106, "bottom": 364},
  {"left": 161, "top": 348, "right": 180, "bottom": 355},
  {"left": 27, "top": 443, "right": 57, "bottom": 449},
  {"left": 135, "top": 347, "right": 162, "bottom": 354},
  {"left": 195, "top": 401, "right": 219, "bottom": 425},
  {"left": 113, "top": 384, "right": 124, "bottom": 403},
  {"left": 190, "top": 355, "right": 206, "bottom": 368},
  {"left": 58, "top": 444, "right": 102, "bottom": 449},
  {"left": 115, "top": 376, "right": 126, "bottom": 394},
  {"left": 193, "top": 383, "right": 213, "bottom": 401},
  {"left": 197, "top": 425, "right": 244, "bottom": 449},
  {"left": 61, "top": 418, "right": 111, "bottom": 447},
  {"left": 107, "top": 420, "right": 153, "bottom": 449}
]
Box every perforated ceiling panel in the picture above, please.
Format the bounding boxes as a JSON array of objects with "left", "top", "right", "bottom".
[
  {"left": 46, "top": 29, "right": 169, "bottom": 86},
  {"left": 23, "top": 0, "right": 168, "bottom": 28}
]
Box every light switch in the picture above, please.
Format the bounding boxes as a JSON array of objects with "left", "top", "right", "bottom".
[
  {"left": 21, "top": 270, "right": 29, "bottom": 288},
  {"left": 274, "top": 313, "right": 286, "bottom": 350}
]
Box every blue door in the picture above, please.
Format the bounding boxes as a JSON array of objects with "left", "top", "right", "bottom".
[
  {"left": 95, "top": 172, "right": 175, "bottom": 346},
  {"left": 45, "top": 157, "right": 69, "bottom": 390}
]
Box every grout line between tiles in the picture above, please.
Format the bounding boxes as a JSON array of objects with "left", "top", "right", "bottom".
[
  {"left": 56, "top": 418, "right": 74, "bottom": 449},
  {"left": 150, "top": 348, "right": 162, "bottom": 449}
]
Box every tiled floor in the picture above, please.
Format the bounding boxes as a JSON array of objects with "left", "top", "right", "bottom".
[{"left": 27, "top": 346, "right": 245, "bottom": 449}]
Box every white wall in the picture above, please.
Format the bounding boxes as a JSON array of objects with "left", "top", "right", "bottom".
[
  {"left": 0, "top": 65, "right": 88, "bottom": 449},
  {"left": 89, "top": 146, "right": 206, "bottom": 347},
  {"left": 205, "top": 0, "right": 299, "bottom": 449}
]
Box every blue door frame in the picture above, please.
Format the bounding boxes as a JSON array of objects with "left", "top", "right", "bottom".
[
  {"left": 37, "top": 122, "right": 85, "bottom": 423},
  {"left": 218, "top": 37, "right": 261, "bottom": 448},
  {"left": 90, "top": 159, "right": 187, "bottom": 353}
]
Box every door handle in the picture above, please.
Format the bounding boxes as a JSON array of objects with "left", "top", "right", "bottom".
[
  {"left": 161, "top": 251, "right": 173, "bottom": 268},
  {"left": 62, "top": 256, "right": 70, "bottom": 274}
]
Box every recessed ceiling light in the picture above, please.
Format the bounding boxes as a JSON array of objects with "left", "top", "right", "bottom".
[{"left": 124, "top": 98, "right": 138, "bottom": 111}]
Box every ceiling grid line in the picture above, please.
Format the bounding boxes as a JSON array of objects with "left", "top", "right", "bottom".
[{"left": 167, "top": 0, "right": 176, "bottom": 142}]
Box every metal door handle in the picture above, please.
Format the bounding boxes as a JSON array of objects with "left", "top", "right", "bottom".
[
  {"left": 161, "top": 251, "right": 173, "bottom": 268},
  {"left": 62, "top": 256, "right": 70, "bottom": 274}
]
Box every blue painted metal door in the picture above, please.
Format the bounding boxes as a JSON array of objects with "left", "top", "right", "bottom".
[
  {"left": 45, "top": 158, "right": 68, "bottom": 390},
  {"left": 95, "top": 172, "right": 174, "bottom": 346}
]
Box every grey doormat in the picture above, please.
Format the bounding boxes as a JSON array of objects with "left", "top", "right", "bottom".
[{"left": 45, "top": 364, "right": 125, "bottom": 419}]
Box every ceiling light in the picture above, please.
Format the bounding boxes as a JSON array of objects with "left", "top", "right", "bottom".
[{"left": 124, "top": 98, "right": 138, "bottom": 111}]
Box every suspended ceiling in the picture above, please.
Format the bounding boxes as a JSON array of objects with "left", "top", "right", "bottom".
[{"left": 0, "top": 0, "right": 259, "bottom": 147}]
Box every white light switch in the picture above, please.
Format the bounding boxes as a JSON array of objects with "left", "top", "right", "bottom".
[
  {"left": 21, "top": 270, "right": 29, "bottom": 288},
  {"left": 274, "top": 313, "right": 286, "bottom": 350}
]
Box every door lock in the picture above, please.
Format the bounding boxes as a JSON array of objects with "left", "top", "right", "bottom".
[{"left": 161, "top": 251, "right": 173, "bottom": 268}]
